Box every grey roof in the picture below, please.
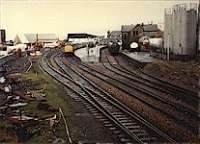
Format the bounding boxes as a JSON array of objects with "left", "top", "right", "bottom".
[
  {"left": 37, "top": 34, "right": 58, "bottom": 40},
  {"left": 143, "top": 24, "right": 159, "bottom": 32},
  {"left": 24, "top": 34, "right": 37, "bottom": 43},
  {"left": 110, "top": 31, "right": 121, "bottom": 36},
  {"left": 121, "top": 25, "right": 135, "bottom": 32},
  {"left": 68, "top": 33, "right": 97, "bottom": 38}
]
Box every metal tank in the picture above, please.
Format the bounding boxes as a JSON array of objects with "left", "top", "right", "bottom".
[
  {"left": 164, "top": 3, "right": 197, "bottom": 57},
  {"left": 186, "top": 5, "right": 197, "bottom": 55},
  {"left": 164, "top": 8, "right": 173, "bottom": 54}
]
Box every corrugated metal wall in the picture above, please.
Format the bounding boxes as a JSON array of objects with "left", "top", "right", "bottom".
[{"left": 164, "top": 3, "right": 197, "bottom": 56}]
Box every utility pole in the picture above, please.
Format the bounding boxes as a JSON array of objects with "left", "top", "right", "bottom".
[
  {"left": 198, "top": 1, "right": 200, "bottom": 142},
  {"left": 167, "top": 33, "right": 170, "bottom": 61},
  {"left": 0, "top": 0, "right": 1, "bottom": 30},
  {"left": 197, "top": 1, "right": 200, "bottom": 57},
  {"left": 87, "top": 36, "right": 89, "bottom": 62}
]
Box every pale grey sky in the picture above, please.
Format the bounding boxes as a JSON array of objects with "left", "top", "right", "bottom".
[{"left": 0, "top": 0, "right": 199, "bottom": 40}]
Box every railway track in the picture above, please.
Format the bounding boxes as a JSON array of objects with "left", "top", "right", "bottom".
[
  {"left": 104, "top": 56, "right": 198, "bottom": 118},
  {"left": 113, "top": 52, "right": 198, "bottom": 103},
  {"left": 64, "top": 55, "right": 198, "bottom": 133},
  {"left": 40, "top": 50, "right": 176, "bottom": 143}
]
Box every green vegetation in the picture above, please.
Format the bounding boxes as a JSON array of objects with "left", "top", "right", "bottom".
[
  {"left": 0, "top": 57, "right": 74, "bottom": 143},
  {"left": 20, "top": 60, "right": 73, "bottom": 143}
]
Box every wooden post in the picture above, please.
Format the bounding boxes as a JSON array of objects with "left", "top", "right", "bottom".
[
  {"left": 198, "top": 2, "right": 200, "bottom": 142},
  {"left": 198, "top": 79, "right": 200, "bottom": 142},
  {"left": 197, "top": 1, "right": 200, "bottom": 56}
]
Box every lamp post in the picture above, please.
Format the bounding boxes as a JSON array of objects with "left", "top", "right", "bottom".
[
  {"left": 87, "top": 36, "right": 89, "bottom": 62},
  {"left": 167, "top": 33, "right": 170, "bottom": 61},
  {"left": 198, "top": 1, "right": 200, "bottom": 142}
]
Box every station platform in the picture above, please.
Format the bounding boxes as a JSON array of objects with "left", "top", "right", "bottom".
[
  {"left": 74, "top": 45, "right": 106, "bottom": 63},
  {"left": 121, "top": 51, "right": 155, "bottom": 63}
]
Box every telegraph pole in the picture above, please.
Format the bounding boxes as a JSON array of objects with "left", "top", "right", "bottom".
[
  {"left": 197, "top": 1, "right": 200, "bottom": 57},
  {"left": 198, "top": 1, "right": 200, "bottom": 142},
  {"left": 0, "top": 0, "right": 1, "bottom": 29}
]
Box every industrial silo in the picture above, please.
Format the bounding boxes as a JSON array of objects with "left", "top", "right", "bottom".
[
  {"left": 164, "top": 8, "right": 173, "bottom": 54},
  {"left": 164, "top": 3, "right": 197, "bottom": 59},
  {"left": 185, "top": 3, "right": 197, "bottom": 55},
  {"left": 173, "top": 3, "right": 197, "bottom": 56},
  {"left": 172, "top": 5, "right": 178, "bottom": 54}
]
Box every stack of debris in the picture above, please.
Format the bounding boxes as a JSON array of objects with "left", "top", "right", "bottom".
[{"left": 0, "top": 71, "right": 61, "bottom": 142}]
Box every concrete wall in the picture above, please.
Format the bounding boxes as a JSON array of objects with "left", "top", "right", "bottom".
[{"left": 74, "top": 45, "right": 105, "bottom": 63}]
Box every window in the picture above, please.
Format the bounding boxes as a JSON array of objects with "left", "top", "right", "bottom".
[{"left": 123, "top": 34, "right": 127, "bottom": 39}]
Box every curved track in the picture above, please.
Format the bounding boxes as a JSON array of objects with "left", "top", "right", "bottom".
[
  {"left": 112, "top": 51, "right": 198, "bottom": 102},
  {"left": 104, "top": 56, "right": 199, "bottom": 120},
  {"left": 40, "top": 50, "right": 176, "bottom": 144},
  {"left": 64, "top": 55, "right": 198, "bottom": 133}
]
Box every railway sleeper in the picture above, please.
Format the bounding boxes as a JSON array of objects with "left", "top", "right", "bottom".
[
  {"left": 109, "top": 127, "right": 117, "bottom": 130},
  {"left": 94, "top": 115, "right": 103, "bottom": 119},
  {"left": 99, "top": 118, "right": 107, "bottom": 121},
  {"left": 136, "top": 132, "right": 149, "bottom": 137},
  {"left": 116, "top": 117, "right": 132, "bottom": 121},
  {"left": 113, "top": 130, "right": 121, "bottom": 134},
  {"left": 118, "top": 119, "right": 134, "bottom": 123},
  {"left": 112, "top": 114, "right": 124, "bottom": 118},
  {"left": 122, "top": 122, "right": 138, "bottom": 126},
  {"left": 103, "top": 121, "right": 110, "bottom": 124},
  {"left": 111, "top": 112, "right": 123, "bottom": 115},
  {"left": 120, "top": 138, "right": 132, "bottom": 143},
  {"left": 139, "top": 136, "right": 157, "bottom": 142},
  {"left": 104, "top": 123, "right": 113, "bottom": 127},
  {"left": 130, "top": 128, "right": 146, "bottom": 133}
]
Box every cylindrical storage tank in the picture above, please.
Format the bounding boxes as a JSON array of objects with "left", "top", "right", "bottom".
[
  {"left": 172, "top": 3, "right": 197, "bottom": 56},
  {"left": 179, "top": 5, "right": 187, "bottom": 55},
  {"left": 172, "top": 5, "right": 176, "bottom": 54},
  {"left": 164, "top": 9, "right": 173, "bottom": 53},
  {"left": 185, "top": 5, "right": 197, "bottom": 55},
  {"left": 173, "top": 5, "right": 181, "bottom": 55}
]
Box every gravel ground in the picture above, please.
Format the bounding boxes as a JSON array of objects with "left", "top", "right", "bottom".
[
  {"left": 142, "top": 60, "right": 200, "bottom": 92},
  {"left": 76, "top": 66, "right": 197, "bottom": 142},
  {"left": 47, "top": 50, "right": 120, "bottom": 143},
  {"left": 2, "top": 54, "right": 31, "bottom": 74},
  {"left": 95, "top": 48, "right": 198, "bottom": 142},
  {"left": 67, "top": 91, "right": 120, "bottom": 143}
]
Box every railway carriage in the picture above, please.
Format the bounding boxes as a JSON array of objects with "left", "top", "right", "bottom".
[{"left": 108, "top": 42, "right": 120, "bottom": 55}]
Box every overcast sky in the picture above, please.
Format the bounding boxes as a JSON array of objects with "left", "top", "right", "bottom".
[{"left": 0, "top": 0, "right": 199, "bottom": 40}]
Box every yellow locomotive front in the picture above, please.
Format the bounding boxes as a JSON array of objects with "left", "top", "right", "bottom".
[{"left": 64, "top": 44, "right": 74, "bottom": 54}]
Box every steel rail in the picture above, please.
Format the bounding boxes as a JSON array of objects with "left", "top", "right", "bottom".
[
  {"left": 40, "top": 53, "right": 143, "bottom": 143},
  {"left": 103, "top": 56, "right": 198, "bottom": 117},
  {"left": 57, "top": 54, "right": 177, "bottom": 143},
  {"left": 40, "top": 51, "right": 177, "bottom": 143},
  {"left": 114, "top": 53, "right": 198, "bottom": 99},
  {"left": 64, "top": 56, "right": 196, "bottom": 132}
]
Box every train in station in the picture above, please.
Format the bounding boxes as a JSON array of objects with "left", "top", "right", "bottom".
[
  {"left": 107, "top": 37, "right": 162, "bottom": 55},
  {"left": 63, "top": 33, "right": 97, "bottom": 55},
  {"left": 108, "top": 41, "right": 121, "bottom": 55}
]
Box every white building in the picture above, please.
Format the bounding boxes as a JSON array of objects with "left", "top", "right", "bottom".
[{"left": 14, "top": 33, "right": 58, "bottom": 45}]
